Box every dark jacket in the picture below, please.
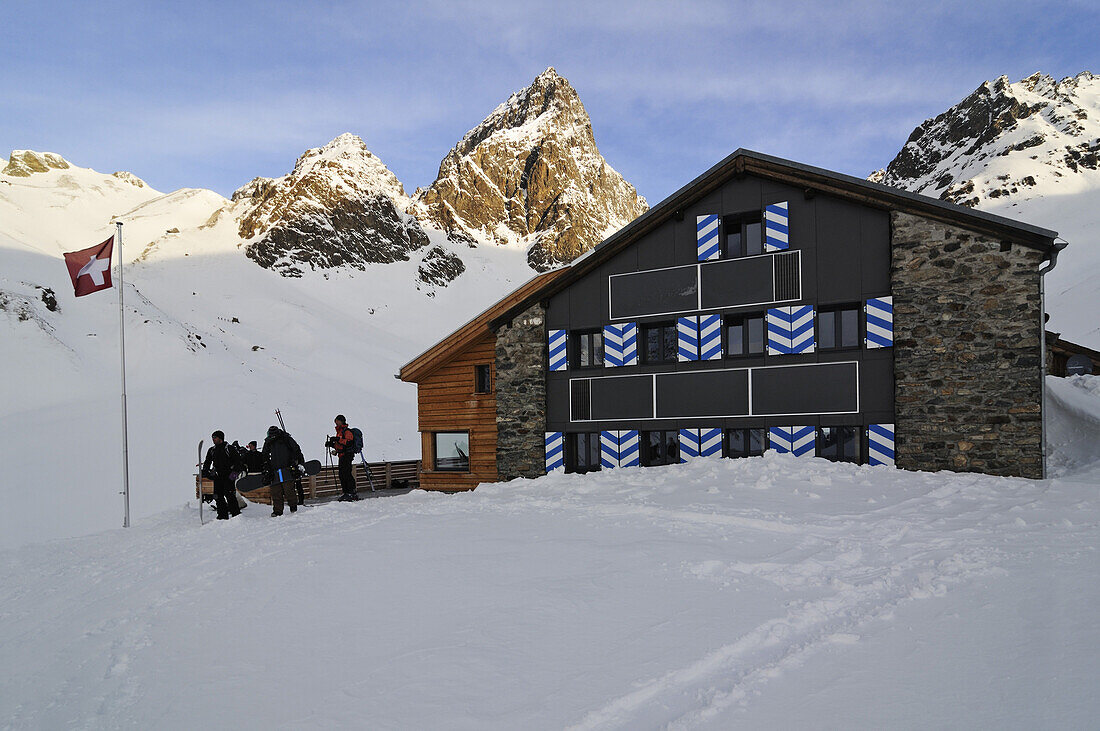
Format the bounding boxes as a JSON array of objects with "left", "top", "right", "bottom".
[
  {"left": 241, "top": 448, "right": 265, "bottom": 473},
  {"left": 203, "top": 442, "right": 243, "bottom": 480},
  {"left": 262, "top": 428, "right": 304, "bottom": 481}
]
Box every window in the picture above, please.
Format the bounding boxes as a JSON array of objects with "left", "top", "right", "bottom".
[
  {"left": 433, "top": 432, "right": 470, "bottom": 471},
  {"left": 726, "top": 428, "right": 766, "bottom": 458},
  {"left": 566, "top": 432, "right": 601, "bottom": 474},
  {"left": 575, "top": 330, "right": 604, "bottom": 368},
  {"left": 723, "top": 211, "right": 764, "bottom": 259},
  {"left": 818, "top": 426, "right": 860, "bottom": 463},
  {"left": 642, "top": 322, "right": 678, "bottom": 364},
  {"left": 725, "top": 313, "right": 765, "bottom": 357},
  {"left": 642, "top": 430, "right": 680, "bottom": 466},
  {"left": 474, "top": 364, "right": 492, "bottom": 394},
  {"left": 818, "top": 305, "right": 861, "bottom": 350}
]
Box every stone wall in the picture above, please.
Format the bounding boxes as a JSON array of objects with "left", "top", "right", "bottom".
[
  {"left": 495, "top": 303, "right": 548, "bottom": 479},
  {"left": 892, "top": 211, "right": 1045, "bottom": 478}
]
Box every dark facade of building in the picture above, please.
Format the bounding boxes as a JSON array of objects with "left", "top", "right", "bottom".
[{"left": 402, "top": 150, "right": 1062, "bottom": 485}]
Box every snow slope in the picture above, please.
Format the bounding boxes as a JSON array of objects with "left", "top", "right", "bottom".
[
  {"left": 0, "top": 377, "right": 1098, "bottom": 729},
  {"left": 0, "top": 157, "right": 536, "bottom": 548}
]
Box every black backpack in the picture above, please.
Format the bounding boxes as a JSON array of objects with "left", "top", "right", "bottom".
[{"left": 350, "top": 427, "right": 364, "bottom": 453}]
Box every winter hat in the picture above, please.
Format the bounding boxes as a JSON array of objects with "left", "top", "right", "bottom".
[{"left": 267, "top": 425, "right": 280, "bottom": 437}]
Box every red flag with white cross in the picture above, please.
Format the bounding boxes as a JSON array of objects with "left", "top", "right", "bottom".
[{"left": 63, "top": 236, "right": 114, "bottom": 297}]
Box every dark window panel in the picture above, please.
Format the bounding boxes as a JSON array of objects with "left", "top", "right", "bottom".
[
  {"left": 841, "top": 309, "right": 859, "bottom": 347},
  {"left": 819, "top": 310, "right": 836, "bottom": 349},
  {"left": 748, "top": 317, "right": 764, "bottom": 354}
]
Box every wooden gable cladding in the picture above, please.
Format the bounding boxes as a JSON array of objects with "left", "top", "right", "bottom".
[{"left": 416, "top": 333, "right": 498, "bottom": 491}]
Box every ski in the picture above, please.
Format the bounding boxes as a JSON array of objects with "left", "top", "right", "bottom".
[
  {"left": 359, "top": 451, "right": 377, "bottom": 491},
  {"left": 198, "top": 439, "right": 205, "bottom": 525}
]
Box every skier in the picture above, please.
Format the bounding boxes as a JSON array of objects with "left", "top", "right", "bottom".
[
  {"left": 241, "top": 440, "right": 265, "bottom": 473},
  {"left": 261, "top": 425, "right": 305, "bottom": 517},
  {"left": 202, "top": 430, "right": 243, "bottom": 520},
  {"left": 328, "top": 414, "right": 360, "bottom": 501}
]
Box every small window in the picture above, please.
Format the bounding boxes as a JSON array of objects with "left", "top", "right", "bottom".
[
  {"left": 726, "top": 428, "right": 766, "bottom": 458},
  {"left": 433, "top": 432, "right": 470, "bottom": 471},
  {"left": 474, "top": 364, "right": 492, "bottom": 394},
  {"left": 642, "top": 430, "right": 680, "bottom": 466},
  {"left": 566, "top": 432, "right": 601, "bottom": 474},
  {"left": 725, "top": 313, "right": 765, "bottom": 357},
  {"left": 723, "top": 211, "right": 764, "bottom": 258},
  {"left": 642, "top": 322, "right": 678, "bottom": 364},
  {"left": 818, "top": 305, "right": 861, "bottom": 350},
  {"left": 818, "top": 426, "right": 860, "bottom": 463},
  {"left": 575, "top": 330, "right": 604, "bottom": 368}
]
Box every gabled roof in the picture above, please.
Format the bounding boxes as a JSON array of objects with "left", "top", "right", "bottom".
[
  {"left": 485, "top": 149, "right": 1061, "bottom": 330},
  {"left": 400, "top": 150, "right": 1062, "bottom": 376},
  {"left": 398, "top": 268, "right": 569, "bottom": 383}
]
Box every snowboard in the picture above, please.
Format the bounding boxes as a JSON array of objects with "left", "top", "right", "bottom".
[{"left": 235, "top": 460, "right": 321, "bottom": 493}]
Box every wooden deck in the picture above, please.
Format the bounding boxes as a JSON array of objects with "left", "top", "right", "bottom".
[{"left": 197, "top": 459, "right": 421, "bottom": 504}]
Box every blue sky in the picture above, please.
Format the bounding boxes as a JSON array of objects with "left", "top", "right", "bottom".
[{"left": 2, "top": 1, "right": 1097, "bottom": 203}]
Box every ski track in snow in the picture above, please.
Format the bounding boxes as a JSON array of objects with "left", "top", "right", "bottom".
[{"left": 2, "top": 386, "right": 1099, "bottom": 727}]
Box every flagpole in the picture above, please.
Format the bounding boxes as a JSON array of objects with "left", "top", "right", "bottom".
[{"left": 116, "top": 220, "right": 132, "bottom": 528}]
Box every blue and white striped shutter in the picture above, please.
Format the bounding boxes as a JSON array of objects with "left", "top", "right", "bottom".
[
  {"left": 604, "top": 323, "right": 638, "bottom": 367},
  {"left": 767, "top": 307, "right": 815, "bottom": 355},
  {"left": 790, "top": 306, "right": 815, "bottom": 354},
  {"left": 678, "top": 316, "right": 700, "bottom": 362},
  {"left": 766, "top": 308, "right": 786, "bottom": 355},
  {"left": 697, "top": 214, "right": 720, "bottom": 261},
  {"left": 618, "top": 430, "right": 641, "bottom": 467},
  {"left": 699, "top": 428, "right": 723, "bottom": 457},
  {"left": 548, "top": 329, "right": 568, "bottom": 371},
  {"left": 769, "top": 426, "right": 816, "bottom": 457},
  {"left": 679, "top": 428, "right": 701, "bottom": 462},
  {"left": 764, "top": 202, "right": 789, "bottom": 252},
  {"left": 868, "top": 424, "right": 895, "bottom": 466},
  {"left": 865, "top": 297, "right": 894, "bottom": 349},
  {"left": 698, "top": 314, "right": 723, "bottom": 360},
  {"left": 600, "top": 431, "right": 620, "bottom": 469},
  {"left": 545, "top": 432, "right": 564, "bottom": 472}
]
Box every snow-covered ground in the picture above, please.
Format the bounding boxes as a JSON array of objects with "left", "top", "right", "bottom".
[{"left": 2, "top": 376, "right": 1098, "bottom": 729}]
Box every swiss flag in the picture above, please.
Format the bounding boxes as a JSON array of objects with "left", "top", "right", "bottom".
[{"left": 63, "top": 236, "right": 114, "bottom": 297}]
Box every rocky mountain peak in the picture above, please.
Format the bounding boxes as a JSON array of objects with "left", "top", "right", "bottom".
[
  {"left": 411, "top": 67, "right": 648, "bottom": 271},
  {"left": 234, "top": 134, "right": 428, "bottom": 277},
  {"left": 872, "top": 71, "right": 1100, "bottom": 207},
  {"left": 3, "top": 150, "right": 71, "bottom": 177}
]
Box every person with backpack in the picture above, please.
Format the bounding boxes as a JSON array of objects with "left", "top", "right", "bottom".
[
  {"left": 202, "top": 430, "right": 244, "bottom": 520},
  {"left": 261, "top": 425, "right": 305, "bottom": 517},
  {"left": 328, "top": 414, "right": 360, "bottom": 502}
]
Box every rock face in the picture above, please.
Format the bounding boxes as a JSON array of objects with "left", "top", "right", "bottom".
[
  {"left": 3, "top": 150, "right": 71, "bottom": 176},
  {"left": 412, "top": 67, "right": 648, "bottom": 271},
  {"left": 235, "top": 134, "right": 429, "bottom": 277},
  {"left": 871, "top": 72, "right": 1100, "bottom": 207},
  {"left": 111, "top": 171, "right": 146, "bottom": 188}
]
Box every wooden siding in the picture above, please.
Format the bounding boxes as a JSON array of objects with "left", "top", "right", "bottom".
[{"left": 416, "top": 334, "right": 499, "bottom": 491}]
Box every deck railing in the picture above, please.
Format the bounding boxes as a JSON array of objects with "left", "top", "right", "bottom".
[{"left": 196, "top": 459, "right": 421, "bottom": 503}]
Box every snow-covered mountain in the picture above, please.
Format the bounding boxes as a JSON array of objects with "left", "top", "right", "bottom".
[
  {"left": 870, "top": 71, "right": 1100, "bottom": 348},
  {"left": 411, "top": 67, "right": 649, "bottom": 270},
  {"left": 0, "top": 149, "right": 537, "bottom": 548},
  {"left": 232, "top": 133, "right": 439, "bottom": 279}
]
